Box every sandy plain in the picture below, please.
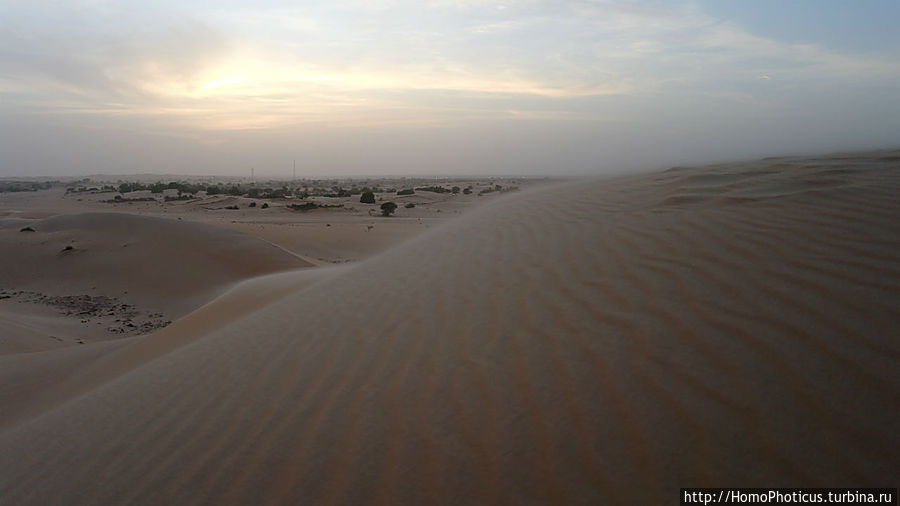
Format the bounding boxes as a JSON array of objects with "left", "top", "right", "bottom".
[{"left": 0, "top": 152, "right": 897, "bottom": 504}]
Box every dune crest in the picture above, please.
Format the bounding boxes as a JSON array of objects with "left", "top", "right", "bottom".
[{"left": 1, "top": 152, "right": 898, "bottom": 504}]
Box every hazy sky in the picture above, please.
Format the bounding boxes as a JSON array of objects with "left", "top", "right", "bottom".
[{"left": 2, "top": 0, "right": 899, "bottom": 177}]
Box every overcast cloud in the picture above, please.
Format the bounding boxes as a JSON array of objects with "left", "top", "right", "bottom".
[{"left": 1, "top": 0, "right": 898, "bottom": 177}]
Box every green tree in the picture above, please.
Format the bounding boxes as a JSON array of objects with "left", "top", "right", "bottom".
[
  {"left": 360, "top": 191, "right": 376, "bottom": 204},
  {"left": 380, "top": 201, "right": 398, "bottom": 216}
]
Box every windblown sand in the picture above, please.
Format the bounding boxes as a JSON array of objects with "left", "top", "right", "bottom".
[{"left": 1, "top": 151, "right": 898, "bottom": 504}]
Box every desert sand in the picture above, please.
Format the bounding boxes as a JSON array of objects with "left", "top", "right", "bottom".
[
  {"left": 0, "top": 151, "right": 898, "bottom": 504},
  {"left": 0, "top": 212, "right": 313, "bottom": 352}
]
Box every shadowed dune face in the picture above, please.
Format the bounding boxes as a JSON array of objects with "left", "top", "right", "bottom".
[
  {"left": 1, "top": 153, "right": 898, "bottom": 504},
  {"left": 0, "top": 212, "right": 312, "bottom": 317}
]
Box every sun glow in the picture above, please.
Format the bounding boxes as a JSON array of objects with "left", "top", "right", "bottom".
[{"left": 201, "top": 77, "right": 246, "bottom": 90}]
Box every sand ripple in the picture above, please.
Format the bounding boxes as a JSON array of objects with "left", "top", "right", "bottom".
[{"left": 1, "top": 151, "right": 898, "bottom": 504}]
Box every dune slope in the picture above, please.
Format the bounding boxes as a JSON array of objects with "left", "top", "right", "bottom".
[
  {"left": 1, "top": 152, "right": 898, "bottom": 504},
  {"left": 0, "top": 267, "right": 349, "bottom": 429},
  {"left": 0, "top": 212, "right": 313, "bottom": 318}
]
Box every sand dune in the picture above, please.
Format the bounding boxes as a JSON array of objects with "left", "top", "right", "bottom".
[
  {"left": 1, "top": 151, "right": 898, "bottom": 504},
  {"left": 0, "top": 337, "right": 138, "bottom": 430},
  {"left": 0, "top": 212, "right": 311, "bottom": 352},
  {"left": 0, "top": 212, "right": 312, "bottom": 315},
  {"left": 0, "top": 267, "right": 348, "bottom": 429}
]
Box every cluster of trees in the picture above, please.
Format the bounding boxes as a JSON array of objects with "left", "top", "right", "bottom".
[
  {"left": 231, "top": 202, "right": 270, "bottom": 209},
  {"left": 414, "top": 185, "right": 460, "bottom": 194},
  {"left": 103, "top": 179, "right": 510, "bottom": 213},
  {"left": 477, "top": 184, "right": 510, "bottom": 196},
  {"left": 66, "top": 185, "right": 115, "bottom": 194},
  {"left": 117, "top": 181, "right": 206, "bottom": 194},
  {"left": 478, "top": 184, "right": 519, "bottom": 195},
  {"left": 164, "top": 194, "right": 194, "bottom": 201},
  {"left": 101, "top": 195, "right": 156, "bottom": 203},
  {"left": 200, "top": 185, "right": 242, "bottom": 196},
  {"left": 112, "top": 180, "right": 396, "bottom": 201},
  {"left": 2, "top": 181, "right": 55, "bottom": 193},
  {"left": 245, "top": 187, "right": 293, "bottom": 198},
  {"left": 362, "top": 185, "right": 472, "bottom": 202},
  {"left": 115, "top": 181, "right": 281, "bottom": 197},
  {"left": 289, "top": 202, "right": 345, "bottom": 211},
  {"left": 303, "top": 185, "right": 387, "bottom": 198},
  {"left": 380, "top": 202, "right": 397, "bottom": 216},
  {"left": 109, "top": 177, "right": 474, "bottom": 204}
]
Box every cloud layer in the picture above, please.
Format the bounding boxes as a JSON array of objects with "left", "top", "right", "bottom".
[{"left": 1, "top": 0, "right": 898, "bottom": 176}]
